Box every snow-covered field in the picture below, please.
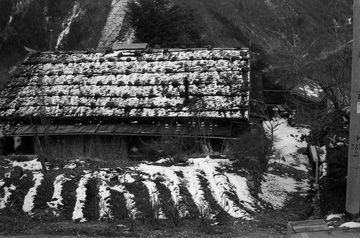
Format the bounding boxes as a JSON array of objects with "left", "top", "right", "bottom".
[
  {"left": 260, "top": 118, "right": 311, "bottom": 209},
  {"left": 0, "top": 157, "right": 257, "bottom": 222},
  {"left": 0, "top": 119, "right": 312, "bottom": 222}
]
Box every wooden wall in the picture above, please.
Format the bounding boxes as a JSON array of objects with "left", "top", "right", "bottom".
[{"left": 37, "top": 135, "right": 128, "bottom": 161}]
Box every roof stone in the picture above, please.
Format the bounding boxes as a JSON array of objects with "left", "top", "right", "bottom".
[{"left": 0, "top": 48, "right": 250, "bottom": 121}]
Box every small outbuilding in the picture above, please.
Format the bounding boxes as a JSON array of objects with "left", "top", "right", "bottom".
[
  {"left": 0, "top": 47, "right": 251, "bottom": 160},
  {"left": 288, "top": 78, "right": 327, "bottom": 125}
]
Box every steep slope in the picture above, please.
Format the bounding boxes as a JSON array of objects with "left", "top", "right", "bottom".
[
  {"left": 98, "top": 0, "right": 132, "bottom": 49},
  {"left": 0, "top": 0, "right": 114, "bottom": 85},
  {"left": 55, "top": 1, "right": 83, "bottom": 50},
  {"left": 0, "top": 0, "right": 352, "bottom": 87},
  {"left": 178, "top": 0, "right": 352, "bottom": 67}
]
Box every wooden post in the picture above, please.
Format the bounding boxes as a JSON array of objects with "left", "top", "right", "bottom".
[
  {"left": 346, "top": 0, "right": 360, "bottom": 216},
  {"left": 49, "top": 29, "right": 53, "bottom": 51}
]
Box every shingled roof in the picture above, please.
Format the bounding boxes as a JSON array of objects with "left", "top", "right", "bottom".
[
  {"left": 0, "top": 48, "right": 250, "bottom": 122},
  {"left": 290, "top": 78, "right": 325, "bottom": 104}
]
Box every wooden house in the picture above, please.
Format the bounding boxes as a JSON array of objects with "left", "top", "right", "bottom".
[{"left": 0, "top": 47, "right": 251, "bottom": 160}]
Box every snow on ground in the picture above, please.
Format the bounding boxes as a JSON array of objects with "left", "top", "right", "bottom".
[
  {"left": 64, "top": 163, "right": 77, "bottom": 169},
  {"left": 1, "top": 120, "right": 310, "bottom": 221},
  {"left": 10, "top": 159, "right": 44, "bottom": 171},
  {"left": 265, "top": 118, "right": 310, "bottom": 172},
  {"left": 259, "top": 174, "right": 298, "bottom": 209},
  {"left": 111, "top": 185, "right": 139, "bottom": 220},
  {"left": 340, "top": 222, "right": 360, "bottom": 228},
  {"left": 196, "top": 158, "right": 252, "bottom": 219},
  {"left": 23, "top": 172, "right": 44, "bottom": 214},
  {"left": 72, "top": 172, "right": 92, "bottom": 222},
  {"left": 319, "top": 146, "right": 327, "bottom": 178},
  {"left": 0, "top": 184, "right": 16, "bottom": 209},
  {"left": 183, "top": 168, "right": 216, "bottom": 219},
  {"left": 182, "top": 168, "right": 215, "bottom": 219},
  {"left": 137, "top": 164, "right": 190, "bottom": 218},
  {"left": 118, "top": 172, "right": 136, "bottom": 183},
  {"left": 47, "top": 174, "right": 73, "bottom": 216},
  {"left": 95, "top": 170, "right": 114, "bottom": 220},
  {"left": 226, "top": 173, "right": 255, "bottom": 211},
  {"left": 0, "top": 156, "right": 257, "bottom": 221},
  {"left": 138, "top": 157, "right": 254, "bottom": 220},
  {"left": 98, "top": 180, "right": 112, "bottom": 220},
  {"left": 154, "top": 158, "right": 172, "bottom": 164},
  {"left": 261, "top": 118, "right": 311, "bottom": 209},
  {"left": 142, "top": 179, "right": 166, "bottom": 219}
]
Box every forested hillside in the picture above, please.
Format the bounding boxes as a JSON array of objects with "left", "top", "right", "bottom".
[
  {"left": 0, "top": 0, "right": 131, "bottom": 86},
  {"left": 0, "top": 0, "right": 353, "bottom": 91},
  {"left": 176, "top": 0, "right": 352, "bottom": 110}
]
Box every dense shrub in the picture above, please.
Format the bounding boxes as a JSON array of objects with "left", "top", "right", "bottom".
[
  {"left": 126, "top": 0, "right": 208, "bottom": 47},
  {"left": 227, "top": 127, "right": 270, "bottom": 174},
  {"left": 225, "top": 126, "right": 271, "bottom": 194},
  {"left": 140, "top": 135, "right": 204, "bottom": 161}
]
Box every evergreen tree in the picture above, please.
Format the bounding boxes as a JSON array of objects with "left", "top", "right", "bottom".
[{"left": 126, "top": 0, "right": 207, "bottom": 47}]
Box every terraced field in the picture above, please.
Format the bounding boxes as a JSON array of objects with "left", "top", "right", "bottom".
[
  {"left": 0, "top": 157, "right": 258, "bottom": 222},
  {"left": 0, "top": 119, "right": 312, "bottom": 227}
]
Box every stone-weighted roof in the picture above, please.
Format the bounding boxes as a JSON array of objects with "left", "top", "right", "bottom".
[
  {"left": 290, "top": 78, "right": 325, "bottom": 104},
  {"left": 0, "top": 48, "right": 250, "bottom": 121}
]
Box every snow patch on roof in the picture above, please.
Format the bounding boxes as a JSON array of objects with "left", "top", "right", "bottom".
[
  {"left": 326, "top": 213, "right": 344, "bottom": 221},
  {"left": 300, "top": 84, "right": 323, "bottom": 98},
  {"left": 290, "top": 78, "right": 325, "bottom": 103},
  {"left": 2, "top": 49, "right": 250, "bottom": 120}
]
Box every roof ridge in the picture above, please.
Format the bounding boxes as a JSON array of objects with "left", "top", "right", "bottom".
[{"left": 36, "top": 47, "right": 250, "bottom": 55}]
